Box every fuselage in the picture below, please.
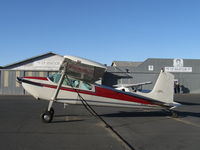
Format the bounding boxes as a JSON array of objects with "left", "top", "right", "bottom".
[{"left": 18, "top": 73, "right": 168, "bottom": 109}]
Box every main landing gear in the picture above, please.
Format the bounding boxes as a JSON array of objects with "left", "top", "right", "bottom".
[
  {"left": 164, "top": 109, "right": 178, "bottom": 118},
  {"left": 170, "top": 110, "right": 178, "bottom": 118},
  {"left": 41, "top": 100, "right": 55, "bottom": 123},
  {"left": 162, "top": 108, "right": 178, "bottom": 118},
  {"left": 41, "top": 107, "right": 54, "bottom": 123}
]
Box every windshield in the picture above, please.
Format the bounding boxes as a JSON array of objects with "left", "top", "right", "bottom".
[{"left": 48, "top": 73, "right": 93, "bottom": 91}]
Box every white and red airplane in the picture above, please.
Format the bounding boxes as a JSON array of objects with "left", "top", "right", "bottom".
[{"left": 17, "top": 56, "right": 180, "bottom": 123}]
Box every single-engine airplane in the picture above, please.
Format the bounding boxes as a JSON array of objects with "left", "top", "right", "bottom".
[{"left": 17, "top": 56, "right": 180, "bottom": 123}]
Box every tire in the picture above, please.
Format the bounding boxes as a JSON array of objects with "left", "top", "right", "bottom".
[{"left": 41, "top": 111, "right": 53, "bottom": 123}]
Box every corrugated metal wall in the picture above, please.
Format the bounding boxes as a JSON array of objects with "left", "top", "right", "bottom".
[{"left": 0, "top": 70, "right": 56, "bottom": 95}]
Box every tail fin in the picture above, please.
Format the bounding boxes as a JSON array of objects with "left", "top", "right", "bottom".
[
  {"left": 137, "top": 70, "right": 174, "bottom": 104},
  {"left": 146, "top": 70, "right": 174, "bottom": 103}
]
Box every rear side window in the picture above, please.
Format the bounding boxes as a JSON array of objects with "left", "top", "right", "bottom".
[
  {"left": 79, "top": 82, "right": 92, "bottom": 90},
  {"left": 62, "top": 78, "right": 80, "bottom": 88}
]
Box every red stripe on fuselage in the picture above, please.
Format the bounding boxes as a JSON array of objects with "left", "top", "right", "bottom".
[
  {"left": 94, "top": 86, "right": 153, "bottom": 105},
  {"left": 24, "top": 77, "right": 48, "bottom": 81},
  {"left": 25, "top": 77, "right": 154, "bottom": 105}
]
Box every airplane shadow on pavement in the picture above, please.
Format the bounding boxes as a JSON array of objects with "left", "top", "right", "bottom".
[
  {"left": 50, "top": 114, "right": 87, "bottom": 123},
  {"left": 101, "top": 110, "right": 200, "bottom": 118}
]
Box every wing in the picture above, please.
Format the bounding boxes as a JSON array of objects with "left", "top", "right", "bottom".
[{"left": 59, "top": 56, "right": 107, "bottom": 83}]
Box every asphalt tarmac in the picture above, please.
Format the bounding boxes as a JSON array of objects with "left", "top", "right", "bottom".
[{"left": 0, "top": 94, "right": 200, "bottom": 150}]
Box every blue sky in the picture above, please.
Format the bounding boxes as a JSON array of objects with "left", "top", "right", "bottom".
[{"left": 1, "top": 0, "right": 200, "bottom": 66}]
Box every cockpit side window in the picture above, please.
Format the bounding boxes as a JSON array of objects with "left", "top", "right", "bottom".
[{"left": 48, "top": 73, "right": 92, "bottom": 91}]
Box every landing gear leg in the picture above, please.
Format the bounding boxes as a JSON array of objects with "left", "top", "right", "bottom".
[{"left": 41, "top": 101, "right": 54, "bottom": 123}]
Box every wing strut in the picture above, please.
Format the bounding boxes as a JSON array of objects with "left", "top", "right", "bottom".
[
  {"left": 48, "top": 68, "right": 67, "bottom": 111},
  {"left": 48, "top": 72, "right": 64, "bottom": 110}
]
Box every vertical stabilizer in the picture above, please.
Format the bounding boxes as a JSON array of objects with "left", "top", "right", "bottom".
[{"left": 137, "top": 70, "right": 174, "bottom": 104}]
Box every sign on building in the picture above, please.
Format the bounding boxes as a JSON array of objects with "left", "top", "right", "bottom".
[
  {"left": 165, "top": 59, "right": 192, "bottom": 72},
  {"left": 12, "top": 55, "right": 64, "bottom": 71},
  {"left": 148, "top": 65, "right": 154, "bottom": 71}
]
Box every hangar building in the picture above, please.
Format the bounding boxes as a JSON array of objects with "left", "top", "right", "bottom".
[
  {"left": 103, "top": 58, "right": 200, "bottom": 94},
  {"left": 0, "top": 52, "right": 64, "bottom": 95},
  {"left": 0, "top": 52, "right": 200, "bottom": 95}
]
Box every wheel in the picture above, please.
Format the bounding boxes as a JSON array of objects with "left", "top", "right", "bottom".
[{"left": 41, "top": 111, "right": 53, "bottom": 123}]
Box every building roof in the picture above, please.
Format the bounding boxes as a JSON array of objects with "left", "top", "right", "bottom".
[
  {"left": 2, "top": 52, "right": 62, "bottom": 69},
  {"left": 106, "top": 66, "right": 135, "bottom": 73},
  {"left": 111, "top": 61, "right": 142, "bottom": 67}
]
